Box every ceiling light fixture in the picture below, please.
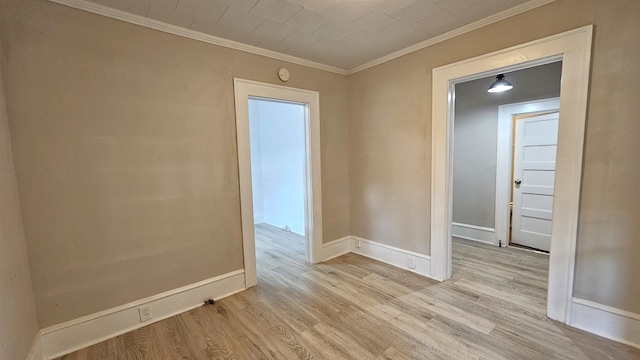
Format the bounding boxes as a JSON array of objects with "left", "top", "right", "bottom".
[{"left": 487, "top": 74, "right": 513, "bottom": 93}]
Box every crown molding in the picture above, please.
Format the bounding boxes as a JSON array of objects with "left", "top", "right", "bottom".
[
  {"left": 48, "top": 0, "right": 554, "bottom": 77},
  {"left": 346, "top": 0, "right": 556, "bottom": 74},
  {"left": 48, "top": 0, "right": 349, "bottom": 75}
]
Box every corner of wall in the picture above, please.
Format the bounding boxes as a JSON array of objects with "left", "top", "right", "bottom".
[
  {"left": 570, "top": 298, "right": 640, "bottom": 350},
  {"left": 321, "top": 236, "right": 432, "bottom": 279},
  {"left": 0, "top": 60, "right": 41, "bottom": 360},
  {"left": 26, "top": 331, "right": 44, "bottom": 360}
]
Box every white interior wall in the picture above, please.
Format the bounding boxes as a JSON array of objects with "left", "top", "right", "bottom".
[{"left": 249, "top": 99, "right": 306, "bottom": 236}]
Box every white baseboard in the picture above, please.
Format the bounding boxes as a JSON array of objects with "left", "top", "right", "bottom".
[
  {"left": 322, "top": 236, "right": 352, "bottom": 261},
  {"left": 351, "top": 237, "right": 431, "bottom": 277},
  {"left": 39, "top": 269, "right": 246, "bottom": 359},
  {"left": 451, "top": 222, "right": 496, "bottom": 245},
  {"left": 570, "top": 298, "right": 640, "bottom": 349},
  {"left": 322, "top": 236, "right": 432, "bottom": 278},
  {"left": 27, "top": 245, "right": 640, "bottom": 358},
  {"left": 26, "top": 330, "right": 44, "bottom": 360},
  {"left": 254, "top": 213, "right": 264, "bottom": 224}
]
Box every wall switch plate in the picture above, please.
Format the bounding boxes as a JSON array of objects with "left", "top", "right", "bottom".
[
  {"left": 408, "top": 257, "right": 417, "bottom": 269},
  {"left": 138, "top": 306, "right": 152, "bottom": 322}
]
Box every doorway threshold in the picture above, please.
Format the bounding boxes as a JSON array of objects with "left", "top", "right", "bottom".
[{"left": 509, "top": 243, "right": 550, "bottom": 255}]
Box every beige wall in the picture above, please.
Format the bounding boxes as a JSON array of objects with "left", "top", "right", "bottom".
[
  {"left": 2, "top": 0, "right": 639, "bottom": 330},
  {"left": 348, "top": 53, "right": 432, "bottom": 254},
  {"left": 0, "top": 51, "right": 40, "bottom": 359},
  {"left": 0, "top": 0, "right": 349, "bottom": 327},
  {"left": 573, "top": 0, "right": 640, "bottom": 313},
  {"left": 453, "top": 62, "right": 561, "bottom": 228},
  {"left": 349, "top": 0, "right": 640, "bottom": 313}
]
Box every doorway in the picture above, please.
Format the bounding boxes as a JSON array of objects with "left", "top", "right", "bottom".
[
  {"left": 248, "top": 98, "right": 308, "bottom": 279},
  {"left": 450, "top": 65, "right": 561, "bottom": 323},
  {"left": 249, "top": 98, "right": 306, "bottom": 236},
  {"left": 431, "top": 25, "right": 593, "bottom": 323},
  {"left": 451, "top": 63, "right": 561, "bottom": 253},
  {"left": 234, "top": 79, "right": 323, "bottom": 288}
]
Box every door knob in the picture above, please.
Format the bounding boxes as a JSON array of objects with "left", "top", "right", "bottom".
[{"left": 514, "top": 179, "right": 522, "bottom": 185}]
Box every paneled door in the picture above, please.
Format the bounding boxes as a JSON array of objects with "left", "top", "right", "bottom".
[{"left": 511, "top": 112, "right": 559, "bottom": 252}]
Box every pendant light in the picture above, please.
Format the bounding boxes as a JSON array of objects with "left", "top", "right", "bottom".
[{"left": 487, "top": 74, "right": 513, "bottom": 93}]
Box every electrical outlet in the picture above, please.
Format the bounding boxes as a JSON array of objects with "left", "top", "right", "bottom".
[
  {"left": 138, "top": 306, "right": 152, "bottom": 323},
  {"left": 355, "top": 239, "right": 361, "bottom": 248},
  {"left": 408, "top": 256, "right": 417, "bottom": 269}
]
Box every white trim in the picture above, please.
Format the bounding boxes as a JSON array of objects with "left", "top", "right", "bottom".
[
  {"left": 431, "top": 25, "right": 593, "bottom": 324},
  {"left": 495, "top": 98, "right": 560, "bottom": 247},
  {"left": 451, "top": 222, "right": 496, "bottom": 245},
  {"left": 47, "top": 0, "right": 347, "bottom": 75},
  {"left": 347, "top": 0, "right": 555, "bottom": 74},
  {"left": 39, "top": 270, "right": 245, "bottom": 359},
  {"left": 253, "top": 212, "right": 264, "bottom": 224},
  {"left": 234, "top": 79, "right": 323, "bottom": 288},
  {"left": 321, "top": 237, "right": 352, "bottom": 261},
  {"left": 351, "top": 237, "right": 432, "bottom": 278},
  {"left": 321, "top": 236, "right": 433, "bottom": 278},
  {"left": 26, "top": 330, "right": 44, "bottom": 360},
  {"left": 570, "top": 298, "right": 640, "bottom": 350}
]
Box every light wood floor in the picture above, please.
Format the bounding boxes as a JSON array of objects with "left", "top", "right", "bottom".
[{"left": 57, "top": 223, "right": 640, "bottom": 359}]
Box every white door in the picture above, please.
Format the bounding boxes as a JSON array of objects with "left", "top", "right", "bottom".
[{"left": 511, "top": 112, "right": 559, "bottom": 252}]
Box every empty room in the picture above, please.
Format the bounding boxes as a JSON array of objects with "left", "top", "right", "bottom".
[{"left": 1, "top": 0, "right": 639, "bottom": 359}]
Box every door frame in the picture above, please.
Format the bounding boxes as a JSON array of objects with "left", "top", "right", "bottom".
[
  {"left": 430, "top": 25, "right": 593, "bottom": 323},
  {"left": 234, "top": 78, "right": 323, "bottom": 288},
  {"left": 495, "top": 97, "right": 560, "bottom": 247}
]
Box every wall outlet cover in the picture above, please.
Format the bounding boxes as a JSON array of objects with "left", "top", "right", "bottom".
[{"left": 138, "top": 306, "right": 152, "bottom": 322}]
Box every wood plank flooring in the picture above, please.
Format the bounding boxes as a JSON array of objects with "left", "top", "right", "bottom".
[{"left": 57, "top": 224, "right": 640, "bottom": 359}]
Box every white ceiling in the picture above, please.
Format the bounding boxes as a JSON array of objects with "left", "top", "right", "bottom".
[{"left": 85, "top": 0, "right": 538, "bottom": 70}]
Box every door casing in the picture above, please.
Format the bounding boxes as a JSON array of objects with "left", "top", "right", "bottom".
[{"left": 430, "top": 25, "right": 593, "bottom": 323}]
